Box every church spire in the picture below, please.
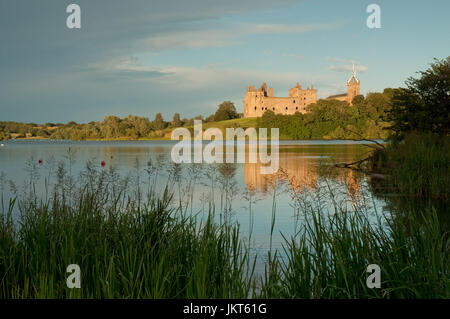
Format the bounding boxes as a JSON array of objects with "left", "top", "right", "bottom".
[{"left": 348, "top": 62, "right": 358, "bottom": 83}]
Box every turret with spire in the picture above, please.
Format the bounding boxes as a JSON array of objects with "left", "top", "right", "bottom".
[{"left": 346, "top": 63, "right": 360, "bottom": 105}]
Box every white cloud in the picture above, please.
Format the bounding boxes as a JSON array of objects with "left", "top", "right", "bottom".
[
  {"left": 281, "top": 53, "right": 302, "bottom": 60},
  {"left": 138, "top": 23, "right": 338, "bottom": 51},
  {"left": 105, "top": 62, "right": 333, "bottom": 96},
  {"left": 247, "top": 23, "right": 337, "bottom": 34},
  {"left": 326, "top": 56, "right": 368, "bottom": 73},
  {"left": 328, "top": 64, "right": 368, "bottom": 72}
]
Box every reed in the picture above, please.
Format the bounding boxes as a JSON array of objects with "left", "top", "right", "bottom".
[
  {"left": 0, "top": 153, "right": 448, "bottom": 299},
  {"left": 0, "top": 173, "right": 255, "bottom": 298},
  {"left": 370, "top": 132, "right": 449, "bottom": 200},
  {"left": 259, "top": 207, "right": 449, "bottom": 298}
]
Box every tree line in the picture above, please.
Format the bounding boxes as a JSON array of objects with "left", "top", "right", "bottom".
[
  {"left": 257, "top": 89, "right": 394, "bottom": 140},
  {"left": 0, "top": 93, "right": 393, "bottom": 141},
  {"left": 2, "top": 56, "right": 447, "bottom": 141},
  {"left": 0, "top": 101, "right": 240, "bottom": 141},
  {"left": 258, "top": 57, "right": 449, "bottom": 140}
]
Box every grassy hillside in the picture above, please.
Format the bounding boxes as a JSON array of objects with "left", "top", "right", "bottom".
[{"left": 163, "top": 117, "right": 259, "bottom": 139}]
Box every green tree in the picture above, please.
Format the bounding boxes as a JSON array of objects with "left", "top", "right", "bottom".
[
  {"left": 172, "top": 113, "right": 182, "bottom": 127},
  {"left": 153, "top": 113, "right": 165, "bottom": 131},
  {"left": 205, "top": 114, "right": 215, "bottom": 123},
  {"left": 102, "top": 115, "right": 121, "bottom": 138},
  {"left": 386, "top": 57, "right": 450, "bottom": 137},
  {"left": 214, "top": 101, "right": 239, "bottom": 122},
  {"left": 0, "top": 131, "right": 8, "bottom": 141},
  {"left": 352, "top": 95, "right": 365, "bottom": 105}
]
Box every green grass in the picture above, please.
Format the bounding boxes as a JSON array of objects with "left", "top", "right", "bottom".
[
  {"left": 0, "top": 198, "right": 256, "bottom": 298},
  {"left": 140, "top": 117, "right": 259, "bottom": 140},
  {"left": 260, "top": 208, "right": 449, "bottom": 298},
  {"left": 182, "top": 117, "right": 295, "bottom": 140},
  {"left": 0, "top": 155, "right": 448, "bottom": 299},
  {"left": 2, "top": 192, "right": 448, "bottom": 298},
  {"left": 370, "top": 132, "right": 450, "bottom": 199},
  {"left": 181, "top": 117, "right": 259, "bottom": 138},
  {"left": 200, "top": 117, "right": 258, "bottom": 131},
  {"left": 0, "top": 180, "right": 255, "bottom": 298}
]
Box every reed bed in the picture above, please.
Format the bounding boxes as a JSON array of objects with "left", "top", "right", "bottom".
[{"left": 0, "top": 152, "right": 448, "bottom": 299}]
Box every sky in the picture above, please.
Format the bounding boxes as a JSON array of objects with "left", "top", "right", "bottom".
[{"left": 0, "top": 0, "right": 449, "bottom": 123}]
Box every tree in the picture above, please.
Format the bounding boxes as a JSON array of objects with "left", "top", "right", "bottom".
[
  {"left": 102, "top": 115, "right": 121, "bottom": 138},
  {"left": 365, "top": 92, "right": 391, "bottom": 119},
  {"left": 214, "top": 101, "right": 239, "bottom": 122},
  {"left": 352, "top": 95, "right": 365, "bottom": 105},
  {"left": 205, "top": 114, "right": 215, "bottom": 123},
  {"left": 181, "top": 118, "right": 191, "bottom": 127},
  {"left": 0, "top": 130, "right": 8, "bottom": 141},
  {"left": 172, "top": 113, "right": 181, "bottom": 127},
  {"left": 386, "top": 57, "right": 450, "bottom": 137},
  {"left": 153, "top": 113, "right": 165, "bottom": 131}
]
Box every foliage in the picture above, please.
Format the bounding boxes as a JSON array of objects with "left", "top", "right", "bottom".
[
  {"left": 153, "top": 113, "right": 166, "bottom": 131},
  {"left": 258, "top": 91, "right": 392, "bottom": 140},
  {"left": 172, "top": 113, "right": 182, "bottom": 128},
  {"left": 386, "top": 57, "right": 450, "bottom": 137},
  {"left": 1, "top": 160, "right": 447, "bottom": 298},
  {"left": 261, "top": 208, "right": 449, "bottom": 298},
  {"left": 0, "top": 130, "right": 10, "bottom": 141},
  {"left": 214, "top": 101, "right": 239, "bottom": 122},
  {"left": 370, "top": 132, "right": 450, "bottom": 199},
  {"left": 0, "top": 165, "right": 254, "bottom": 298}
]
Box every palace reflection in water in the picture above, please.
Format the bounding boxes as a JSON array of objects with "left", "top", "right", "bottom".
[{"left": 243, "top": 145, "right": 363, "bottom": 199}]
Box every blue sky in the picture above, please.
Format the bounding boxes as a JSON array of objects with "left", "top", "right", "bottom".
[{"left": 1, "top": 0, "right": 449, "bottom": 123}]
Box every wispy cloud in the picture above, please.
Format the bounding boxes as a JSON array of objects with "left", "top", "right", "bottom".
[
  {"left": 246, "top": 23, "right": 337, "bottom": 34},
  {"left": 329, "top": 64, "right": 368, "bottom": 72},
  {"left": 93, "top": 56, "right": 321, "bottom": 91},
  {"left": 139, "top": 23, "right": 338, "bottom": 51},
  {"left": 281, "top": 53, "right": 302, "bottom": 60},
  {"left": 326, "top": 56, "right": 368, "bottom": 73}
]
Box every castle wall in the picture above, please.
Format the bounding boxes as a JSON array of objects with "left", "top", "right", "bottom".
[
  {"left": 243, "top": 86, "right": 317, "bottom": 117},
  {"left": 244, "top": 71, "right": 360, "bottom": 117}
]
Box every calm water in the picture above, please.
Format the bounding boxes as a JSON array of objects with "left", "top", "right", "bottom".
[{"left": 0, "top": 139, "right": 388, "bottom": 261}]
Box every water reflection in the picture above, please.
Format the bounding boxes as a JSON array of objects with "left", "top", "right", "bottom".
[
  {"left": 244, "top": 145, "right": 364, "bottom": 200},
  {"left": 0, "top": 140, "right": 385, "bottom": 254}
]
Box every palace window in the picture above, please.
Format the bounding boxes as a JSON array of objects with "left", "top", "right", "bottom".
[
  {"left": 254, "top": 106, "right": 257, "bottom": 110},
  {"left": 285, "top": 107, "right": 288, "bottom": 110},
  {"left": 296, "top": 107, "right": 298, "bottom": 110},
  {"left": 272, "top": 107, "right": 275, "bottom": 111}
]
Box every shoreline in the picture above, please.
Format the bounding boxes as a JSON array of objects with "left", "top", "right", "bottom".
[{"left": 3, "top": 136, "right": 387, "bottom": 142}]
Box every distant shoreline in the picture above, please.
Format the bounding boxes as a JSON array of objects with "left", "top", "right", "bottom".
[{"left": 3, "top": 137, "right": 386, "bottom": 144}]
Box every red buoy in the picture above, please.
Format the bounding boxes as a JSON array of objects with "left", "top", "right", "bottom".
[
  {"left": 38, "top": 158, "right": 43, "bottom": 165},
  {"left": 101, "top": 160, "right": 106, "bottom": 167}
]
